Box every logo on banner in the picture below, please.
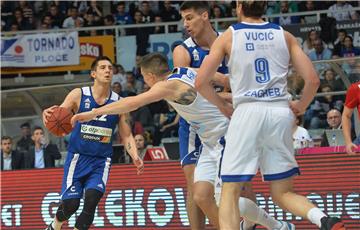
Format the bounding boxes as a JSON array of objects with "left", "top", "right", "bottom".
[{"left": 80, "top": 43, "right": 102, "bottom": 57}]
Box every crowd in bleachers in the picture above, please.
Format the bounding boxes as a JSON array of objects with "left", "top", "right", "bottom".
[{"left": 2, "top": 1, "right": 360, "bottom": 170}]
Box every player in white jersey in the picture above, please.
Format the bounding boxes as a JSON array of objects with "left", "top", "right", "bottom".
[
  {"left": 195, "top": 1, "right": 346, "bottom": 230},
  {"left": 71, "top": 53, "right": 295, "bottom": 230}
]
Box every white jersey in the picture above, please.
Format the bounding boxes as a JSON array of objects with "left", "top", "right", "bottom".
[
  {"left": 167, "top": 67, "right": 229, "bottom": 144},
  {"left": 228, "top": 22, "right": 291, "bottom": 108}
]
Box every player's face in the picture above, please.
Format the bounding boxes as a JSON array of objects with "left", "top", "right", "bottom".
[
  {"left": 93, "top": 60, "right": 113, "bottom": 83},
  {"left": 1, "top": 139, "right": 12, "bottom": 154},
  {"left": 181, "top": 9, "right": 208, "bottom": 38}
]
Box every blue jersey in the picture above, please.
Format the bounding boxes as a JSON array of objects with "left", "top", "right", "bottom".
[
  {"left": 182, "top": 36, "right": 228, "bottom": 74},
  {"left": 68, "top": 86, "right": 120, "bottom": 158}
]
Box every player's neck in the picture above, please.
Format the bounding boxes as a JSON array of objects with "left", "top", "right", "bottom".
[
  {"left": 193, "top": 26, "right": 217, "bottom": 48},
  {"left": 91, "top": 83, "right": 110, "bottom": 99},
  {"left": 240, "top": 16, "right": 265, "bottom": 24}
]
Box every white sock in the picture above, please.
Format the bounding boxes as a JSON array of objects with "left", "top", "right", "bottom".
[
  {"left": 307, "top": 207, "right": 326, "bottom": 228},
  {"left": 239, "top": 197, "right": 281, "bottom": 229}
]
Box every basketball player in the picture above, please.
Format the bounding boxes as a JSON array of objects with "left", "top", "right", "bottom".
[
  {"left": 342, "top": 81, "right": 360, "bottom": 154},
  {"left": 42, "top": 56, "right": 144, "bottom": 230},
  {"left": 174, "top": 2, "right": 234, "bottom": 229},
  {"left": 71, "top": 53, "right": 295, "bottom": 230},
  {"left": 195, "top": 1, "right": 346, "bottom": 230}
]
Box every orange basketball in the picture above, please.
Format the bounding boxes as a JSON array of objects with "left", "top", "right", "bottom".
[{"left": 45, "top": 107, "right": 73, "bottom": 137}]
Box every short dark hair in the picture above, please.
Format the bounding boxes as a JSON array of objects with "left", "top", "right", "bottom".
[
  {"left": 1, "top": 136, "right": 12, "bottom": 142},
  {"left": 139, "top": 53, "right": 170, "bottom": 76},
  {"left": 238, "top": 1, "right": 266, "bottom": 18},
  {"left": 20, "top": 122, "right": 30, "bottom": 128},
  {"left": 32, "top": 126, "right": 44, "bottom": 134},
  {"left": 180, "top": 1, "right": 209, "bottom": 14},
  {"left": 90, "top": 56, "right": 112, "bottom": 71}
]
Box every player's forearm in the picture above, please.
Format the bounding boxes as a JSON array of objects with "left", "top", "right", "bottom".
[
  {"left": 342, "top": 113, "right": 353, "bottom": 145},
  {"left": 123, "top": 136, "right": 139, "bottom": 160},
  {"left": 298, "top": 79, "right": 320, "bottom": 109},
  {"left": 93, "top": 97, "right": 139, "bottom": 116}
]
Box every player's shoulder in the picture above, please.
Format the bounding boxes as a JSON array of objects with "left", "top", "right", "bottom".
[
  {"left": 69, "top": 88, "right": 82, "bottom": 97},
  {"left": 183, "top": 37, "right": 197, "bottom": 48}
]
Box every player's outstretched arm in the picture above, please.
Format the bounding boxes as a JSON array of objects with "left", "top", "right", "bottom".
[
  {"left": 195, "top": 29, "right": 233, "bottom": 118},
  {"left": 342, "top": 106, "right": 357, "bottom": 155},
  {"left": 285, "top": 31, "right": 320, "bottom": 116},
  {"left": 119, "top": 113, "right": 144, "bottom": 175},
  {"left": 70, "top": 82, "right": 176, "bottom": 126},
  {"left": 42, "top": 88, "right": 80, "bottom": 126}
]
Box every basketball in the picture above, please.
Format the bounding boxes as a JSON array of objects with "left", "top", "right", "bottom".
[{"left": 45, "top": 107, "right": 73, "bottom": 137}]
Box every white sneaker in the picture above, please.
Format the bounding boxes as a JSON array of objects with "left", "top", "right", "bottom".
[
  {"left": 240, "top": 220, "right": 257, "bottom": 230},
  {"left": 278, "top": 221, "right": 295, "bottom": 230}
]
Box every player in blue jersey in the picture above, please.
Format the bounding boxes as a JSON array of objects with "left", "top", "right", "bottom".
[
  {"left": 195, "top": 1, "right": 346, "bottom": 230},
  {"left": 42, "top": 56, "right": 144, "bottom": 230},
  {"left": 173, "top": 2, "right": 230, "bottom": 229},
  {"left": 72, "top": 53, "right": 295, "bottom": 230}
]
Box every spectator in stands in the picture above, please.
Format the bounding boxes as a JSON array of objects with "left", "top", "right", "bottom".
[
  {"left": 103, "top": 14, "right": 116, "bottom": 35},
  {"left": 48, "top": 4, "right": 64, "bottom": 28},
  {"left": 325, "top": 109, "right": 343, "bottom": 130},
  {"left": 1, "top": 136, "right": 24, "bottom": 171},
  {"left": 342, "top": 82, "right": 360, "bottom": 154},
  {"left": 211, "top": 4, "right": 227, "bottom": 30},
  {"left": 9, "top": 22, "right": 19, "bottom": 32},
  {"left": 112, "top": 82, "right": 130, "bottom": 98},
  {"left": 300, "top": 1, "right": 319, "bottom": 24},
  {"left": 340, "top": 35, "right": 360, "bottom": 58},
  {"left": 293, "top": 116, "right": 313, "bottom": 149},
  {"left": 11, "top": 7, "right": 32, "bottom": 30},
  {"left": 308, "top": 38, "right": 333, "bottom": 73},
  {"left": 140, "top": 1, "right": 155, "bottom": 23},
  {"left": 327, "top": 0, "right": 358, "bottom": 21},
  {"left": 127, "top": 10, "right": 150, "bottom": 56},
  {"left": 114, "top": 2, "right": 133, "bottom": 26},
  {"left": 273, "top": 1, "right": 301, "bottom": 25},
  {"left": 321, "top": 68, "right": 345, "bottom": 91},
  {"left": 16, "top": 122, "right": 33, "bottom": 154},
  {"left": 302, "top": 30, "right": 319, "bottom": 55},
  {"left": 332, "top": 29, "right": 348, "bottom": 58},
  {"left": 159, "top": 1, "right": 180, "bottom": 33},
  {"left": 348, "top": 60, "right": 360, "bottom": 83},
  {"left": 135, "top": 134, "right": 147, "bottom": 159},
  {"left": 62, "top": 6, "right": 84, "bottom": 28},
  {"left": 153, "top": 14, "right": 164, "bottom": 34},
  {"left": 40, "top": 14, "right": 56, "bottom": 29},
  {"left": 23, "top": 126, "right": 61, "bottom": 169},
  {"left": 132, "top": 55, "right": 144, "bottom": 81},
  {"left": 86, "top": 0, "right": 103, "bottom": 20},
  {"left": 125, "top": 72, "right": 143, "bottom": 94},
  {"left": 18, "top": 1, "right": 34, "bottom": 29},
  {"left": 1, "top": 1, "right": 13, "bottom": 29},
  {"left": 112, "top": 64, "right": 127, "bottom": 88}
]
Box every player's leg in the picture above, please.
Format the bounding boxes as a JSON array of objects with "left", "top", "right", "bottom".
[
  {"left": 219, "top": 182, "right": 243, "bottom": 229},
  {"left": 74, "top": 157, "right": 110, "bottom": 230},
  {"left": 47, "top": 153, "right": 84, "bottom": 230},
  {"left": 74, "top": 189, "right": 103, "bottom": 230},
  {"left": 179, "top": 119, "right": 205, "bottom": 229},
  {"left": 264, "top": 105, "right": 344, "bottom": 230},
  {"left": 183, "top": 164, "right": 206, "bottom": 229}
]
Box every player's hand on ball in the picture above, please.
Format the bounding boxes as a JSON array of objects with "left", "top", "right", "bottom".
[
  {"left": 71, "top": 111, "right": 96, "bottom": 126},
  {"left": 42, "top": 105, "right": 59, "bottom": 125},
  {"left": 133, "top": 156, "right": 144, "bottom": 175}
]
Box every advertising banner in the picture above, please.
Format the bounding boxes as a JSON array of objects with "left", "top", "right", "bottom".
[
  {"left": 1, "top": 153, "right": 359, "bottom": 229},
  {"left": 284, "top": 20, "right": 360, "bottom": 48},
  {"left": 1, "top": 35, "right": 114, "bottom": 74},
  {"left": 1, "top": 32, "right": 79, "bottom": 67},
  {"left": 116, "top": 33, "right": 183, "bottom": 71}
]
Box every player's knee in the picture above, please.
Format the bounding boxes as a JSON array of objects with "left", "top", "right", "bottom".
[
  {"left": 75, "top": 211, "right": 94, "bottom": 230},
  {"left": 56, "top": 199, "right": 80, "bottom": 222},
  {"left": 193, "top": 187, "right": 213, "bottom": 207},
  {"left": 83, "top": 189, "right": 103, "bottom": 213}
]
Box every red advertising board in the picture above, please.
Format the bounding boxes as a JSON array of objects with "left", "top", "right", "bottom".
[{"left": 1, "top": 153, "right": 359, "bottom": 229}]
